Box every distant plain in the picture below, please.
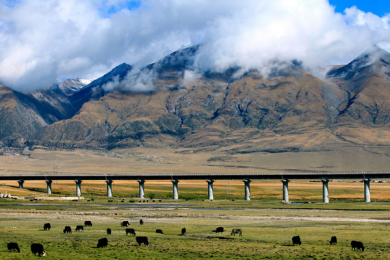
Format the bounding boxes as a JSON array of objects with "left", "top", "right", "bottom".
[{"left": 2, "top": 147, "right": 390, "bottom": 175}]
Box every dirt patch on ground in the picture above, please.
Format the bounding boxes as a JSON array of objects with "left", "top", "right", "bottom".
[{"left": 1, "top": 210, "right": 388, "bottom": 224}]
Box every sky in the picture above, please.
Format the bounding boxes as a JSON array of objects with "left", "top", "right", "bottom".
[
  {"left": 329, "top": 0, "right": 390, "bottom": 17},
  {"left": 0, "top": 0, "right": 390, "bottom": 92}
]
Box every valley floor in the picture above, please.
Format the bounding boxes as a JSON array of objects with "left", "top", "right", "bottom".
[
  {"left": 0, "top": 199, "right": 390, "bottom": 259},
  {"left": 1, "top": 148, "right": 390, "bottom": 259},
  {"left": 2, "top": 147, "right": 390, "bottom": 175}
]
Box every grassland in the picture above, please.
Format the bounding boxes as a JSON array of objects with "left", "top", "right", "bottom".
[
  {"left": 1, "top": 198, "right": 390, "bottom": 259},
  {"left": 1, "top": 148, "right": 390, "bottom": 259}
]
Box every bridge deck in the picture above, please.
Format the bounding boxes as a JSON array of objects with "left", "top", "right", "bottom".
[{"left": 0, "top": 172, "right": 389, "bottom": 181}]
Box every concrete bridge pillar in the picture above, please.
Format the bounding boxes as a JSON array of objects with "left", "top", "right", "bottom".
[
  {"left": 172, "top": 179, "right": 179, "bottom": 200},
  {"left": 322, "top": 179, "right": 329, "bottom": 203},
  {"left": 282, "top": 179, "right": 289, "bottom": 203},
  {"left": 364, "top": 178, "right": 370, "bottom": 202},
  {"left": 207, "top": 179, "right": 214, "bottom": 200},
  {"left": 46, "top": 180, "right": 53, "bottom": 195},
  {"left": 138, "top": 179, "right": 145, "bottom": 198},
  {"left": 17, "top": 180, "right": 24, "bottom": 189},
  {"left": 75, "top": 179, "right": 82, "bottom": 197},
  {"left": 106, "top": 179, "right": 113, "bottom": 197},
  {"left": 243, "top": 179, "right": 251, "bottom": 201}
]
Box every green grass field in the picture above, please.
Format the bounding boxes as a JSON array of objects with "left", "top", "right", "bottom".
[{"left": 0, "top": 198, "right": 390, "bottom": 259}]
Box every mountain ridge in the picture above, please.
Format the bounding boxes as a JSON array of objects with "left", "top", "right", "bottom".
[{"left": 2, "top": 45, "right": 390, "bottom": 154}]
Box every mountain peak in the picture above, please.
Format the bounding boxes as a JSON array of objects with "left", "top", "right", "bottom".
[
  {"left": 81, "top": 63, "right": 133, "bottom": 91},
  {"left": 59, "top": 78, "right": 94, "bottom": 96},
  {"left": 326, "top": 45, "right": 390, "bottom": 81},
  {"left": 111, "top": 63, "right": 132, "bottom": 73},
  {"left": 357, "top": 45, "right": 390, "bottom": 65},
  {"left": 69, "top": 63, "right": 133, "bottom": 110}
]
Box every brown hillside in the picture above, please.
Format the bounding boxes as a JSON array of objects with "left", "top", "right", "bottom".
[{"left": 1, "top": 45, "right": 390, "bottom": 157}]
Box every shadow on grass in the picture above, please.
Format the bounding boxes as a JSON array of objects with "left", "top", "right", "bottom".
[{"left": 205, "top": 236, "right": 234, "bottom": 240}]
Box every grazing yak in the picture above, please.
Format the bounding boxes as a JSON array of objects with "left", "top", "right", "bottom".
[
  {"left": 136, "top": 236, "right": 149, "bottom": 246},
  {"left": 75, "top": 225, "right": 84, "bottom": 231},
  {"left": 63, "top": 226, "right": 72, "bottom": 234},
  {"left": 7, "top": 242, "right": 20, "bottom": 253},
  {"left": 126, "top": 228, "right": 136, "bottom": 236},
  {"left": 351, "top": 241, "right": 364, "bottom": 251},
  {"left": 292, "top": 236, "right": 301, "bottom": 246},
  {"left": 43, "top": 223, "right": 51, "bottom": 231},
  {"left": 213, "top": 227, "right": 224, "bottom": 233},
  {"left": 231, "top": 229, "right": 242, "bottom": 237},
  {"left": 330, "top": 236, "right": 337, "bottom": 245},
  {"left": 31, "top": 243, "right": 46, "bottom": 257},
  {"left": 156, "top": 229, "right": 164, "bottom": 234},
  {"left": 121, "top": 221, "right": 130, "bottom": 227},
  {"left": 181, "top": 228, "right": 186, "bottom": 235},
  {"left": 84, "top": 221, "right": 93, "bottom": 227},
  {"left": 140, "top": 219, "right": 144, "bottom": 225},
  {"left": 97, "top": 238, "right": 108, "bottom": 248},
  {"left": 107, "top": 228, "right": 111, "bottom": 235}
]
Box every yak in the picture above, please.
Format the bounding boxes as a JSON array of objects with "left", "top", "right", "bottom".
[
  {"left": 7, "top": 242, "right": 20, "bottom": 253},
  {"left": 292, "top": 236, "right": 301, "bottom": 246},
  {"left": 351, "top": 241, "right": 364, "bottom": 251},
  {"left": 126, "top": 228, "right": 136, "bottom": 236},
  {"left": 231, "top": 229, "right": 242, "bottom": 237},
  {"left": 63, "top": 226, "right": 72, "bottom": 234},
  {"left": 84, "top": 221, "right": 92, "bottom": 227},
  {"left": 97, "top": 238, "right": 108, "bottom": 248},
  {"left": 121, "top": 221, "right": 130, "bottom": 227},
  {"left": 43, "top": 223, "right": 51, "bottom": 231},
  {"left": 31, "top": 243, "right": 46, "bottom": 257},
  {"left": 213, "top": 227, "right": 224, "bottom": 233},
  {"left": 75, "top": 225, "right": 84, "bottom": 231},
  {"left": 136, "top": 236, "right": 149, "bottom": 246}
]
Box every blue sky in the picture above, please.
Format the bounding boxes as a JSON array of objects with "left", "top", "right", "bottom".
[
  {"left": 102, "top": 1, "right": 390, "bottom": 18},
  {"left": 329, "top": 0, "right": 390, "bottom": 17},
  {"left": 102, "top": 0, "right": 141, "bottom": 17}
]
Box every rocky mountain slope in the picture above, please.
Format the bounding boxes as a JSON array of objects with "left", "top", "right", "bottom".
[
  {"left": 0, "top": 84, "right": 77, "bottom": 147},
  {"left": 327, "top": 46, "right": 390, "bottom": 126},
  {"left": 2, "top": 45, "right": 390, "bottom": 154}
]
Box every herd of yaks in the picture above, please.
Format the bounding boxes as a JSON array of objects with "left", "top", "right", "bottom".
[{"left": 6, "top": 219, "right": 366, "bottom": 257}]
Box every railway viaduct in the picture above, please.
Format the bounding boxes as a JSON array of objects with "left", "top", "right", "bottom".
[{"left": 1, "top": 172, "right": 389, "bottom": 203}]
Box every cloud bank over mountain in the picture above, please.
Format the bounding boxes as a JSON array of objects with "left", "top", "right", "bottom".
[{"left": 0, "top": 0, "right": 389, "bottom": 91}]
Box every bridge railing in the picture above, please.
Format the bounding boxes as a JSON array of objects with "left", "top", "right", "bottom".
[{"left": 0, "top": 171, "right": 390, "bottom": 180}]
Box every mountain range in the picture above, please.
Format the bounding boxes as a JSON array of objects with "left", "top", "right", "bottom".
[{"left": 1, "top": 45, "right": 390, "bottom": 155}]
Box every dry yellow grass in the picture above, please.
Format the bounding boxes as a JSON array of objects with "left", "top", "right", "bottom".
[
  {"left": 3, "top": 179, "right": 390, "bottom": 201},
  {"left": 1, "top": 146, "right": 390, "bottom": 176},
  {"left": 1, "top": 147, "right": 390, "bottom": 200}
]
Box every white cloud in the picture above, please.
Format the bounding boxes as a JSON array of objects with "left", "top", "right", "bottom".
[
  {"left": 182, "top": 70, "right": 200, "bottom": 86},
  {"left": 195, "top": 1, "right": 390, "bottom": 74},
  {"left": 101, "top": 68, "right": 157, "bottom": 92},
  {"left": 0, "top": 0, "right": 389, "bottom": 91}
]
